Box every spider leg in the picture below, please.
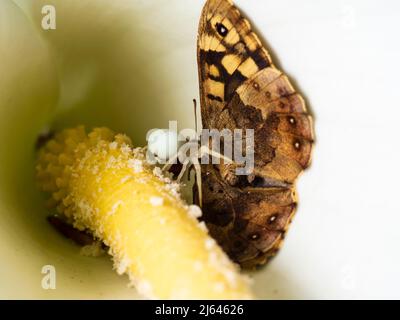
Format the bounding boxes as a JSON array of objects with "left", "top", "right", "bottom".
[
  {"left": 162, "top": 152, "right": 180, "bottom": 171},
  {"left": 177, "top": 159, "right": 191, "bottom": 182}
]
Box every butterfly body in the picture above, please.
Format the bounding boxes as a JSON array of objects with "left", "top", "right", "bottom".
[{"left": 197, "top": 0, "right": 314, "bottom": 268}]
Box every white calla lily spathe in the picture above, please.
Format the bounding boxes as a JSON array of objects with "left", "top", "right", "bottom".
[{"left": 0, "top": 0, "right": 200, "bottom": 299}]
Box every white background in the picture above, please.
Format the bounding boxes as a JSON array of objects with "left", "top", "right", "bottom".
[{"left": 238, "top": 0, "right": 400, "bottom": 299}]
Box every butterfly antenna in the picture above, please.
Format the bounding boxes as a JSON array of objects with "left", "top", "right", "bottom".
[{"left": 193, "top": 99, "right": 198, "bottom": 134}]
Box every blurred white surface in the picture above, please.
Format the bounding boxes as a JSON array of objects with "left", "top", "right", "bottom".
[{"left": 0, "top": 0, "right": 399, "bottom": 299}]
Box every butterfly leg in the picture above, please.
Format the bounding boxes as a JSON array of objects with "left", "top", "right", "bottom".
[
  {"left": 192, "top": 157, "right": 202, "bottom": 207},
  {"left": 177, "top": 159, "right": 191, "bottom": 182}
]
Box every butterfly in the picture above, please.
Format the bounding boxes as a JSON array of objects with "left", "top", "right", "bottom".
[{"left": 196, "top": 0, "right": 314, "bottom": 268}]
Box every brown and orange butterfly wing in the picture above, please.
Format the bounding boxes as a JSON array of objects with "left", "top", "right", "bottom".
[{"left": 197, "top": 0, "right": 314, "bottom": 268}]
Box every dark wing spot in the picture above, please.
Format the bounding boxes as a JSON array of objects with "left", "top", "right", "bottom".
[
  {"left": 293, "top": 139, "right": 301, "bottom": 150},
  {"left": 216, "top": 23, "right": 228, "bottom": 37},
  {"left": 249, "top": 233, "right": 260, "bottom": 241},
  {"left": 288, "top": 116, "right": 296, "bottom": 125},
  {"left": 252, "top": 82, "right": 260, "bottom": 91},
  {"left": 268, "top": 214, "right": 277, "bottom": 225}
]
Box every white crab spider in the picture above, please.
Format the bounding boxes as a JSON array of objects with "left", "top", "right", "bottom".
[
  {"left": 147, "top": 129, "right": 232, "bottom": 207},
  {"left": 147, "top": 129, "right": 183, "bottom": 162}
]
